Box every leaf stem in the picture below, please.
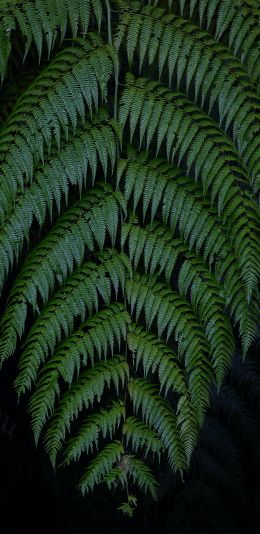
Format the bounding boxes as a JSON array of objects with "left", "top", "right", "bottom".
[{"left": 105, "top": 0, "right": 112, "bottom": 45}]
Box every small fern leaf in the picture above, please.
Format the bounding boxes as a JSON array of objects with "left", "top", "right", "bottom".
[
  {"left": 123, "top": 416, "right": 163, "bottom": 459},
  {"left": 43, "top": 356, "right": 128, "bottom": 465},
  {"left": 79, "top": 441, "right": 124, "bottom": 495},
  {"left": 128, "top": 326, "right": 186, "bottom": 397},
  {"left": 20, "top": 304, "right": 129, "bottom": 442},
  {"left": 128, "top": 378, "right": 186, "bottom": 471},
  {"left": 63, "top": 400, "right": 126, "bottom": 465}
]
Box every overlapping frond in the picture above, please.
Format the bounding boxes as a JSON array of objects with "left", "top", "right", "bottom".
[
  {"left": 68, "top": 411, "right": 158, "bottom": 499},
  {"left": 64, "top": 400, "right": 126, "bottom": 464},
  {"left": 1, "top": 247, "right": 129, "bottom": 367},
  {"left": 127, "top": 274, "right": 213, "bottom": 425},
  {"left": 127, "top": 327, "right": 200, "bottom": 462},
  {"left": 119, "top": 155, "right": 258, "bottom": 355},
  {"left": 123, "top": 221, "right": 235, "bottom": 384},
  {"left": 24, "top": 304, "right": 130, "bottom": 442},
  {"left": 128, "top": 378, "right": 186, "bottom": 470},
  {"left": 0, "top": 110, "right": 118, "bottom": 288},
  {"left": 116, "top": 1, "right": 260, "bottom": 185},
  {"left": 176, "top": 0, "right": 260, "bottom": 89},
  {"left": 128, "top": 325, "right": 186, "bottom": 396},
  {"left": 119, "top": 80, "right": 260, "bottom": 300},
  {"left": 0, "top": 0, "right": 103, "bottom": 82},
  {"left": 0, "top": 0, "right": 259, "bottom": 508},
  {"left": 79, "top": 440, "right": 124, "bottom": 494},
  {"left": 44, "top": 355, "right": 129, "bottom": 465},
  {"left": 0, "top": 190, "right": 127, "bottom": 365},
  {"left": 0, "top": 34, "right": 116, "bottom": 222},
  {"left": 122, "top": 416, "right": 163, "bottom": 459},
  {"left": 122, "top": 456, "right": 158, "bottom": 499}
]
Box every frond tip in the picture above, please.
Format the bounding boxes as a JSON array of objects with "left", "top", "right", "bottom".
[{"left": 79, "top": 441, "right": 124, "bottom": 494}]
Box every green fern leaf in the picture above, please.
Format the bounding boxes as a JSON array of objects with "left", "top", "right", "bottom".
[
  {"left": 24, "top": 306, "right": 129, "bottom": 442},
  {"left": 0, "top": 35, "right": 116, "bottom": 221},
  {"left": 128, "top": 378, "right": 187, "bottom": 470},
  {"left": 123, "top": 416, "right": 163, "bottom": 459},
  {"left": 63, "top": 400, "right": 126, "bottom": 464},
  {"left": 0, "top": 249, "right": 130, "bottom": 367},
  {"left": 44, "top": 356, "right": 129, "bottom": 465},
  {"left": 0, "top": 0, "right": 259, "bottom": 506},
  {"left": 78, "top": 440, "right": 124, "bottom": 494}
]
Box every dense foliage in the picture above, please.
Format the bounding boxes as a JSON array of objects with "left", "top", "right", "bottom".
[{"left": 0, "top": 0, "right": 259, "bottom": 512}]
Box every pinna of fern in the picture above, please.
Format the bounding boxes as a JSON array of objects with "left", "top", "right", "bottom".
[{"left": 0, "top": 0, "right": 259, "bottom": 512}]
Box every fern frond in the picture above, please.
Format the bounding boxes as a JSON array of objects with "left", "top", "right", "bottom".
[
  {"left": 0, "top": 249, "right": 130, "bottom": 368},
  {"left": 177, "top": 0, "right": 260, "bottom": 88},
  {"left": 127, "top": 274, "right": 213, "bottom": 423},
  {"left": 0, "top": 186, "right": 123, "bottom": 358},
  {"left": 123, "top": 220, "right": 235, "bottom": 385},
  {"left": 43, "top": 356, "right": 128, "bottom": 465},
  {"left": 214, "top": 256, "right": 260, "bottom": 355},
  {"left": 120, "top": 151, "right": 259, "bottom": 370},
  {"left": 118, "top": 157, "right": 228, "bottom": 257},
  {"left": 120, "top": 73, "right": 258, "bottom": 193},
  {"left": 79, "top": 440, "right": 124, "bottom": 494},
  {"left": 0, "top": 0, "right": 103, "bottom": 80},
  {"left": 0, "top": 0, "right": 259, "bottom": 506},
  {"left": 63, "top": 400, "right": 125, "bottom": 464},
  {"left": 128, "top": 378, "right": 186, "bottom": 470},
  {"left": 178, "top": 259, "right": 235, "bottom": 385},
  {"left": 0, "top": 34, "right": 117, "bottom": 221},
  {"left": 23, "top": 305, "right": 129, "bottom": 441},
  {"left": 122, "top": 220, "right": 183, "bottom": 284},
  {"left": 102, "top": 450, "right": 159, "bottom": 500},
  {"left": 123, "top": 416, "right": 163, "bottom": 459},
  {"left": 116, "top": 2, "right": 260, "bottom": 178},
  {"left": 128, "top": 325, "right": 186, "bottom": 397},
  {"left": 128, "top": 326, "right": 199, "bottom": 462},
  {"left": 125, "top": 456, "right": 159, "bottom": 499},
  {"left": 176, "top": 394, "right": 201, "bottom": 464},
  {"left": 118, "top": 84, "right": 260, "bottom": 298},
  {"left": 0, "top": 179, "right": 121, "bottom": 292}
]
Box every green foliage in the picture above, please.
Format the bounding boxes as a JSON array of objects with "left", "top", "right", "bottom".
[
  {"left": 0, "top": 0, "right": 103, "bottom": 82},
  {"left": 0, "top": 0, "right": 259, "bottom": 510},
  {"left": 117, "top": 494, "right": 138, "bottom": 517}
]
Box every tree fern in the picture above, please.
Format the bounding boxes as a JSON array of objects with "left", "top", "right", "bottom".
[{"left": 0, "top": 0, "right": 259, "bottom": 511}]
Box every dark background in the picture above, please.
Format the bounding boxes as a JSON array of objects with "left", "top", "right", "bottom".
[{"left": 1, "top": 337, "right": 260, "bottom": 534}]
